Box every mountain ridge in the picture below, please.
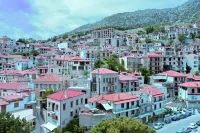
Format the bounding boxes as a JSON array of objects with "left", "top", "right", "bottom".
[{"left": 67, "top": 0, "right": 200, "bottom": 34}]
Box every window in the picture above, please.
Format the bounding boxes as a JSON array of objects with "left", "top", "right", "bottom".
[
  {"left": 192, "top": 89, "right": 195, "bottom": 93},
  {"left": 103, "top": 87, "right": 105, "bottom": 92},
  {"left": 81, "top": 98, "right": 83, "bottom": 104},
  {"left": 48, "top": 102, "right": 50, "bottom": 107},
  {"left": 198, "top": 89, "right": 200, "bottom": 93},
  {"left": 48, "top": 113, "right": 50, "bottom": 116},
  {"left": 70, "top": 111, "right": 73, "bottom": 117},
  {"left": 76, "top": 100, "right": 78, "bottom": 105},
  {"left": 131, "top": 110, "right": 134, "bottom": 115},
  {"left": 72, "top": 66, "right": 76, "bottom": 70},
  {"left": 56, "top": 104, "right": 58, "bottom": 110},
  {"left": 55, "top": 115, "right": 58, "bottom": 120},
  {"left": 70, "top": 101, "right": 73, "bottom": 108},
  {"left": 154, "top": 104, "right": 156, "bottom": 110},
  {"left": 103, "top": 78, "right": 105, "bottom": 83},
  {"left": 121, "top": 103, "right": 124, "bottom": 108},
  {"left": 63, "top": 104, "right": 66, "bottom": 110},
  {"left": 36, "top": 84, "right": 38, "bottom": 88},
  {"left": 131, "top": 101, "right": 134, "bottom": 106},
  {"left": 159, "top": 103, "right": 161, "bottom": 108},
  {"left": 14, "top": 102, "right": 19, "bottom": 108}
]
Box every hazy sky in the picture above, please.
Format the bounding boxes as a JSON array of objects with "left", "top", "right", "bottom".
[{"left": 0, "top": 0, "right": 188, "bottom": 39}]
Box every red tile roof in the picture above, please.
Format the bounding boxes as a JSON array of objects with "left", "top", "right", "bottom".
[
  {"left": 47, "top": 89, "right": 85, "bottom": 101},
  {"left": 0, "top": 99, "right": 8, "bottom": 106},
  {"left": 179, "top": 82, "right": 200, "bottom": 88},
  {"left": 143, "top": 53, "right": 162, "bottom": 58},
  {"left": 91, "top": 68, "right": 118, "bottom": 74},
  {"left": 0, "top": 95, "right": 23, "bottom": 102},
  {"left": 34, "top": 74, "right": 61, "bottom": 82},
  {"left": 156, "top": 70, "right": 186, "bottom": 77},
  {"left": 138, "top": 86, "right": 164, "bottom": 97},
  {"left": 88, "top": 93, "right": 138, "bottom": 104},
  {"left": 0, "top": 82, "right": 32, "bottom": 91},
  {"left": 118, "top": 74, "right": 138, "bottom": 81}
]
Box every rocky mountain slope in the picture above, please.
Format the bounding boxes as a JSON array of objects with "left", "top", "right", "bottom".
[{"left": 69, "top": 0, "right": 200, "bottom": 34}]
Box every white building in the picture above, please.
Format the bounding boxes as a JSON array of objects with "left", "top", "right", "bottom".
[
  {"left": 43, "top": 89, "right": 87, "bottom": 132},
  {"left": 91, "top": 68, "right": 119, "bottom": 95},
  {"left": 185, "top": 54, "right": 199, "bottom": 74},
  {"left": 178, "top": 82, "right": 200, "bottom": 109}
]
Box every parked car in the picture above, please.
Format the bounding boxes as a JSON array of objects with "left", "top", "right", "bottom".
[
  {"left": 183, "top": 127, "right": 192, "bottom": 133},
  {"left": 188, "top": 123, "right": 198, "bottom": 129},
  {"left": 153, "top": 123, "right": 163, "bottom": 130},
  {"left": 196, "top": 121, "right": 200, "bottom": 126},
  {"left": 176, "top": 130, "right": 184, "bottom": 133},
  {"left": 179, "top": 114, "right": 186, "bottom": 119}
]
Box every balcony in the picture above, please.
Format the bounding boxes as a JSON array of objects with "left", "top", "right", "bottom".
[
  {"left": 139, "top": 110, "right": 152, "bottom": 118},
  {"left": 113, "top": 106, "right": 139, "bottom": 114}
]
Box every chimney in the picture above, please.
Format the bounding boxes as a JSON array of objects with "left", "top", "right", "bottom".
[{"left": 65, "top": 89, "right": 68, "bottom": 98}]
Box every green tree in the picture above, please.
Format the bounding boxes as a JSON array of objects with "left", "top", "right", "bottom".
[
  {"left": 178, "top": 34, "right": 186, "bottom": 44},
  {"left": 139, "top": 67, "right": 151, "bottom": 84},
  {"left": 188, "top": 24, "right": 193, "bottom": 28},
  {"left": 83, "top": 71, "right": 89, "bottom": 76},
  {"left": 52, "top": 37, "right": 57, "bottom": 42},
  {"left": 104, "top": 54, "right": 125, "bottom": 72},
  {"left": 186, "top": 64, "right": 191, "bottom": 74},
  {"left": 17, "top": 38, "right": 29, "bottom": 44},
  {"left": 195, "top": 71, "right": 199, "bottom": 76},
  {"left": 42, "top": 88, "right": 56, "bottom": 102},
  {"left": 190, "top": 33, "right": 196, "bottom": 39},
  {"left": 168, "top": 39, "right": 173, "bottom": 46},
  {"left": 94, "top": 59, "right": 105, "bottom": 69},
  {"left": 63, "top": 34, "right": 68, "bottom": 39},
  {"left": 0, "top": 112, "right": 33, "bottom": 133},
  {"left": 31, "top": 50, "right": 39, "bottom": 56},
  {"left": 90, "top": 117, "right": 156, "bottom": 133},
  {"left": 72, "top": 40, "right": 76, "bottom": 43},
  {"left": 146, "top": 38, "right": 152, "bottom": 43},
  {"left": 126, "top": 68, "right": 132, "bottom": 73},
  {"left": 195, "top": 34, "right": 200, "bottom": 39}
]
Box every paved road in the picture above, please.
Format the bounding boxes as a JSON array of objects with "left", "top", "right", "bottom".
[
  {"left": 157, "top": 112, "right": 200, "bottom": 133},
  {"left": 35, "top": 107, "right": 45, "bottom": 133}
]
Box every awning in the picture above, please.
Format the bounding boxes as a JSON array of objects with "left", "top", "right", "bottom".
[
  {"left": 153, "top": 108, "right": 165, "bottom": 115},
  {"left": 49, "top": 102, "right": 55, "bottom": 104},
  {"left": 42, "top": 122, "right": 57, "bottom": 131},
  {"left": 102, "top": 102, "right": 112, "bottom": 110},
  {"left": 114, "top": 98, "right": 139, "bottom": 104},
  {"left": 120, "top": 81, "right": 128, "bottom": 84},
  {"left": 26, "top": 101, "right": 36, "bottom": 105},
  {"left": 154, "top": 94, "right": 164, "bottom": 97}
]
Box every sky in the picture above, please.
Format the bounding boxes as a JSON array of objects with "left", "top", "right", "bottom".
[{"left": 0, "top": 0, "right": 188, "bottom": 40}]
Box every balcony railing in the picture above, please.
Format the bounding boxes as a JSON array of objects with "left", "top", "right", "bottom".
[{"left": 114, "top": 106, "right": 139, "bottom": 113}]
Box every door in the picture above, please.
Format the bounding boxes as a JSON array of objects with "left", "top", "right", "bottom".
[
  {"left": 1, "top": 105, "right": 6, "bottom": 112},
  {"left": 127, "top": 103, "right": 129, "bottom": 109}
]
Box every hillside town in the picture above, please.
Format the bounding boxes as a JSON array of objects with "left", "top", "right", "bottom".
[{"left": 0, "top": 21, "right": 200, "bottom": 133}]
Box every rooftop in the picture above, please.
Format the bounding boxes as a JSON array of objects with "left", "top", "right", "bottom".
[
  {"left": 34, "top": 74, "right": 61, "bottom": 82},
  {"left": 179, "top": 82, "right": 200, "bottom": 88},
  {"left": 139, "top": 85, "right": 164, "bottom": 97},
  {"left": 0, "top": 95, "right": 23, "bottom": 102},
  {"left": 47, "top": 89, "right": 85, "bottom": 101},
  {"left": 156, "top": 70, "right": 186, "bottom": 77},
  {"left": 91, "top": 68, "right": 118, "bottom": 74}
]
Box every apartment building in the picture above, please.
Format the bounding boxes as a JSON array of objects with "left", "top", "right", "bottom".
[
  {"left": 34, "top": 74, "right": 66, "bottom": 106},
  {"left": 179, "top": 82, "right": 200, "bottom": 109},
  {"left": 185, "top": 53, "right": 199, "bottom": 74},
  {"left": 120, "top": 56, "right": 142, "bottom": 72},
  {"left": 43, "top": 89, "right": 87, "bottom": 132},
  {"left": 92, "top": 28, "right": 114, "bottom": 39},
  {"left": 142, "top": 53, "right": 163, "bottom": 74},
  {"left": 79, "top": 86, "right": 166, "bottom": 129},
  {"left": 118, "top": 74, "right": 140, "bottom": 92},
  {"left": 155, "top": 70, "right": 186, "bottom": 96},
  {"left": 91, "top": 68, "right": 119, "bottom": 95}
]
